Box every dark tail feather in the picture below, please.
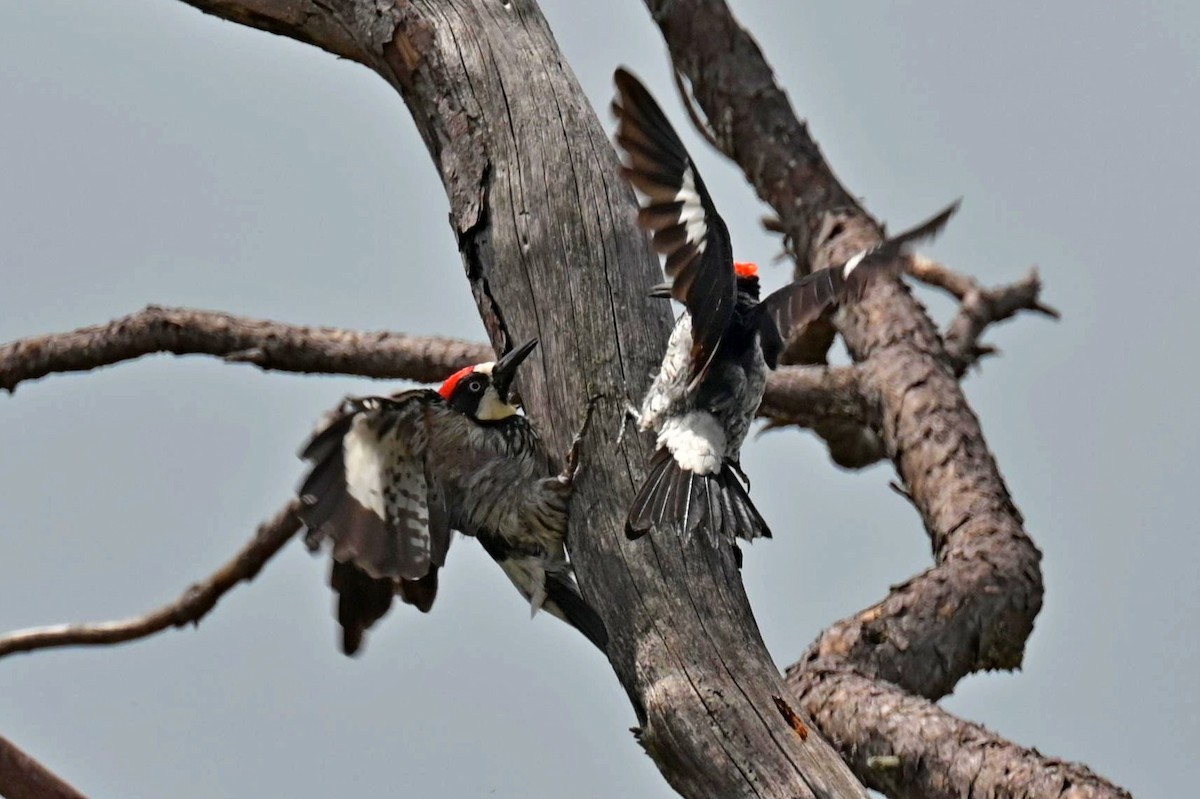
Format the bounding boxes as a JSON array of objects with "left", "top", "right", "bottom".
[
  {"left": 397, "top": 568, "right": 439, "bottom": 613},
  {"left": 330, "top": 561, "right": 395, "bottom": 656},
  {"left": 626, "top": 448, "right": 676, "bottom": 539},
  {"left": 544, "top": 573, "right": 609, "bottom": 652},
  {"left": 626, "top": 448, "right": 771, "bottom": 543}
]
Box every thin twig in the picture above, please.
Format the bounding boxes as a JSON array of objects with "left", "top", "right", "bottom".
[{"left": 0, "top": 502, "right": 301, "bottom": 659}]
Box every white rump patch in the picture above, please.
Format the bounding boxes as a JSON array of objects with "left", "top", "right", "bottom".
[
  {"left": 657, "top": 411, "right": 725, "bottom": 475},
  {"left": 843, "top": 250, "right": 869, "bottom": 276},
  {"left": 675, "top": 166, "right": 708, "bottom": 252}
]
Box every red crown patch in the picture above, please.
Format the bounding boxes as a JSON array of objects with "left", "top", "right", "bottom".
[{"left": 437, "top": 365, "right": 477, "bottom": 399}]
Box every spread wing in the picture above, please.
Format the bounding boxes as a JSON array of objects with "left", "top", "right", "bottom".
[
  {"left": 758, "top": 200, "right": 960, "bottom": 365},
  {"left": 613, "top": 67, "right": 735, "bottom": 388},
  {"left": 297, "top": 389, "right": 453, "bottom": 654}
]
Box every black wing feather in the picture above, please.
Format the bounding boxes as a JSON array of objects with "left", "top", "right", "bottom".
[
  {"left": 759, "top": 200, "right": 961, "bottom": 349},
  {"left": 613, "top": 67, "right": 735, "bottom": 387},
  {"left": 297, "top": 389, "right": 450, "bottom": 655}
]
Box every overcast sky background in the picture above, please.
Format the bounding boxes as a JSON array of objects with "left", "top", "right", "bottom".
[{"left": 1, "top": 2, "right": 1196, "bottom": 797}]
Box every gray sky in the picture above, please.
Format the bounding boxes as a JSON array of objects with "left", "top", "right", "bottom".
[{"left": 1, "top": 1, "right": 1195, "bottom": 797}]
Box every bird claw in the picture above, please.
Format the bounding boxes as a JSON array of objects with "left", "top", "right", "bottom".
[
  {"left": 558, "top": 397, "right": 601, "bottom": 486},
  {"left": 615, "top": 402, "right": 641, "bottom": 449}
]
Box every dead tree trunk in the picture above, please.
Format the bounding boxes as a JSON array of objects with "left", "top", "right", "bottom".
[
  {"left": 167, "top": 0, "right": 869, "bottom": 796},
  {"left": 0, "top": 1, "right": 1134, "bottom": 798}
]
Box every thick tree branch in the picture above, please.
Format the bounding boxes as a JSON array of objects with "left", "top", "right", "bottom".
[
  {"left": 789, "top": 666, "right": 1132, "bottom": 799},
  {"left": 0, "top": 734, "right": 89, "bottom": 799},
  {"left": 150, "top": 1, "right": 869, "bottom": 797},
  {"left": 907, "top": 256, "right": 1060, "bottom": 375},
  {"left": 0, "top": 503, "right": 300, "bottom": 659},
  {"left": 0, "top": 308, "right": 869, "bottom": 444},
  {"left": 642, "top": 1, "right": 1121, "bottom": 798},
  {"left": 649, "top": 0, "right": 1044, "bottom": 693},
  {"left": 0, "top": 305, "right": 492, "bottom": 392}
]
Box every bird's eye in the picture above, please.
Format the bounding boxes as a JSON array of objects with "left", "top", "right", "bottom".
[{"left": 467, "top": 380, "right": 484, "bottom": 393}]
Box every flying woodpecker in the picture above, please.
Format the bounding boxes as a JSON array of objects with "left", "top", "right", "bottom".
[
  {"left": 612, "top": 67, "right": 958, "bottom": 545},
  {"left": 297, "top": 338, "right": 607, "bottom": 655}
]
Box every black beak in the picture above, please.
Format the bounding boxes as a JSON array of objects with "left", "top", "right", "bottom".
[
  {"left": 647, "top": 282, "right": 673, "bottom": 299},
  {"left": 491, "top": 337, "right": 539, "bottom": 402}
]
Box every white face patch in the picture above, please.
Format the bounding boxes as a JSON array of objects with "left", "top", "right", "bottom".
[
  {"left": 657, "top": 411, "right": 726, "bottom": 475},
  {"left": 675, "top": 165, "right": 708, "bottom": 252},
  {"left": 843, "top": 250, "right": 869, "bottom": 276},
  {"left": 474, "top": 385, "right": 519, "bottom": 421}
]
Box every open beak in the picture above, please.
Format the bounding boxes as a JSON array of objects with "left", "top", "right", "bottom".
[
  {"left": 491, "top": 337, "right": 539, "bottom": 403},
  {"left": 647, "top": 282, "right": 673, "bottom": 299}
]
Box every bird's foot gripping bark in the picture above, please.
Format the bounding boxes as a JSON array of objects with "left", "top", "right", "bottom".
[
  {"left": 615, "top": 402, "right": 642, "bottom": 449},
  {"left": 558, "top": 397, "right": 601, "bottom": 487}
]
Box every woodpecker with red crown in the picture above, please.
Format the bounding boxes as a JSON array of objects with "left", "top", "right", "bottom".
[
  {"left": 612, "top": 67, "right": 958, "bottom": 545},
  {"left": 297, "top": 338, "right": 607, "bottom": 655}
]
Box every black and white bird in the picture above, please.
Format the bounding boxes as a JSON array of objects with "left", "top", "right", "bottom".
[
  {"left": 297, "top": 338, "right": 607, "bottom": 655},
  {"left": 612, "top": 67, "right": 958, "bottom": 545}
]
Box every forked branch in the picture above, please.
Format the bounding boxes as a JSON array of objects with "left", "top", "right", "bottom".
[{"left": 907, "top": 256, "right": 1060, "bottom": 374}]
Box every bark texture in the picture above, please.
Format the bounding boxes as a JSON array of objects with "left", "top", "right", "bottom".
[
  {"left": 0, "top": 307, "right": 866, "bottom": 438},
  {"left": 177, "top": 0, "right": 868, "bottom": 796},
  {"left": 646, "top": 0, "right": 1043, "bottom": 702},
  {"left": 645, "top": 2, "right": 1126, "bottom": 797},
  {"left": 0, "top": 1, "right": 1131, "bottom": 798},
  {"left": 0, "top": 734, "right": 89, "bottom": 799}
]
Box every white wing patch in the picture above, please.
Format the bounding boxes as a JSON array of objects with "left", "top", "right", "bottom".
[
  {"left": 343, "top": 416, "right": 389, "bottom": 520},
  {"left": 843, "top": 249, "right": 869, "bottom": 276},
  {"left": 343, "top": 412, "right": 431, "bottom": 555},
  {"left": 675, "top": 166, "right": 708, "bottom": 252},
  {"left": 657, "top": 411, "right": 726, "bottom": 475}
]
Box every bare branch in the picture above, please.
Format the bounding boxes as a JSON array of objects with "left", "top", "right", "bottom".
[
  {"left": 154, "top": 1, "right": 870, "bottom": 796},
  {"left": 648, "top": 0, "right": 1046, "bottom": 692},
  {"left": 0, "top": 502, "right": 301, "bottom": 659},
  {"left": 758, "top": 365, "right": 886, "bottom": 468},
  {"left": 640, "top": 1, "right": 1117, "bottom": 797},
  {"left": 904, "top": 253, "right": 979, "bottom": 299},
  {"left": 907, "top": 256, "right": 1060, "bottom": 375},
  {"left": 1, "top": 309, "right": 871, "bottom": 438},
  {"left": 0, "top": 734, "right": 89, "bottom": 799},
  {"left": 0, "top": 305, "right": 492, "bottom": 393},
  {"left": 790, "top": 665, "right": 1132, "bottom": 799}
]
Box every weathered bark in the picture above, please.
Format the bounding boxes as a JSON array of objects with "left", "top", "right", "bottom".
[
  {"left": 643, "top": 2, "right": 1125, "bottom": 798},
  {"left": 0, "top": 1, "right": 1130, "bottom": 798},
  {"left": 176, "top": 0, "right": 868, "bottom": 796},
  {"left": 647, "top": 0, "right": 1043, "bottom": 702},
  {"left": 0, "top": 305, "right": 492, "bottom": 392},
  {"left": 0, "top": 307, "right": 866, "bottom": 438},
  {"left": 0, "top": 734, "right": 89, "bottom": 799},
  {"left": 792, "top": 667, "right": 1131, "bottom": 799}
]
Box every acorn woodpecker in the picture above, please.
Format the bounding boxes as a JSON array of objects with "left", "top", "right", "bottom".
[
  {"left": 612, "top": 67, "right": 958, "bottom": 545},
  {"left": 297, "top": 338, "right": 607, "bottom": 655}
]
